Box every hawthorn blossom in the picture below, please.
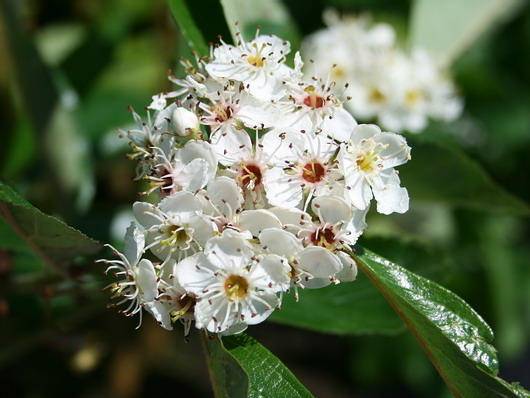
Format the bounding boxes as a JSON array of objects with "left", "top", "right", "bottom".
[
  {"left": 102, "top": 29, "right": 414, "bottom": 336},
  {"left": 133, "top": 191, "right": 216, "bottom": 264},
  {"left": 302, "top": 11, "right": 462, "bottom": 133},
  {"left": 98, "top": 223, "right": 158, "bottom": 327},
  {"left": 206, "top": 32, "right": 291, "bottom": 100},
  {"left": 278, "top": 53, "right": 357, "bottom": 142},
  {"left": 338, "top": 124, "right": 411, "bottom": 214},
  {"left": 259, "top": 227, "right": 342, "bottom": 289},
  {"left": 175, "top": 230, "right": 282, "bottom": 334},
  {"left": 146, "top": 140, "right": 217, "bottom": 196},
  {"left": 261, "top": 128, "right": 342, "bottom": 209}
]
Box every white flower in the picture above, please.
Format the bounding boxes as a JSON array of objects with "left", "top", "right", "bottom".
[
  {"left": 133, "top": 191, "right": 216, "bottom": 264},
  {"left": 201, "top": 176, "right": 282, "bottom": 237},
  {"left": 146, "top": 140, "right": 217, "bottom": 196},
  {"left": 199, "top": 85, "right": 274, "bottom": 140},
  {"left": 172, "top": 107, "right": 201, "bottom": 137},
  {"left": 121, "top": 103, "right": 178, "bottom": 178},
  {"left": 97, "top": 223, "right": 159, "bottom": 327},
  {"left": 261, "top": 129, "right": 342, "bottom": 209},
  {"left": 302, "top": 12, "right": 462, "bottom": 133},
  {"left": 148, "top": 92, "right": 178, "bottom": 111},
  {"left": 338, "top": 124, "right": 411, "bottom": 214},
  {"left": 175, "top": 229, "right": 282, "bottom": 334},
  {"left": 206, "top": 34, "right": 291, "bottom": 100},
  {"left": 259, "top": 227, "right": 342, "bottom": 289},
  {"left": 153, "top": 264, "right": 197, "bottom": 334},
  {"left": 267, "top": 196, "right": 365, "bottom": 283},
  {"left": 208, "top": 128, "right": 271, "bottom": 208},
  {"left": 278, "top": 53, "right": 357, "bottom": 142}
]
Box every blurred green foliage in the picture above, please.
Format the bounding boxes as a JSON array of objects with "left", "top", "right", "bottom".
[{"left": 0, "top": 0, "right": 529, "bottom": 397}]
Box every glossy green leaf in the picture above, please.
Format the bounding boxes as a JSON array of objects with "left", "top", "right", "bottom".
[
  {"left": 401, "top": 135, "right": 529, "bottom": 215},
  {"left": 353, "top": 246, "right": 529, "bottom": 397},
  {"left": 204, "top": 333, "right": 313, "bottom": 398},
  {"left": 410, "top": 0, "right": 524, "bottom": 67},
  {"left": 167, "top": 0, "right": 209, "bottom": 56},
  {"left": 271, "top": 237, "right": 453, "bottom": 335},
  {"left": 0, "top": 182, "right": 100, "bottom": 277}
]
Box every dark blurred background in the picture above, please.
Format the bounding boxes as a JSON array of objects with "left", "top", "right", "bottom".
[{"left": 0, "top": 0, "right": 529, "bottom": 397}]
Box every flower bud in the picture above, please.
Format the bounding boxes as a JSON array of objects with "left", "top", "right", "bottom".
[{"left": 172, "top": 107, "right": 199, "bottom": 137}]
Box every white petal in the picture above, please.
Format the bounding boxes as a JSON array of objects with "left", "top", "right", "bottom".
[
  {"left": 206, "top": 177, "right": 243, "bottom": 218},
  {"left": 263, "top": 168, "right": 303, "bottom": 208},
  {"left": 268, "top": 207, "right": 312, "bottom": 232},
  {"left": 371, "top": 169, "right": 409, "bottom": 214},
  {"left": 259, "top": 228, "right": 303, "bottom": 258},
  {"left": 335, "top": 251, "right": 358, "bottom": 282},
  {"left": 159, "top": 191, "right": 203, "bottom": 214},
  {"left": 321, "top": 107, "right": 356, "bottom": 142},
  {"left": 210, "top": 127, "right": 252, "bottom": 166},
  {"left": 376, "top": 132, "right": 411, "bottom": 169},
  {"left": 350, "top": 124, "right": 381, "bottom": 145},
  {"left": 174, "top": 253, "right": 214, "bottom": 295},
  {"left": 144, "top": 301, "right": 173, "bottom": 330},
  {"left": 181, "top": 158, "right": 210, "bottom": 192},
  {"left": 298, "top": 246, "right": 342, "bottom": 279},
  {"left": 178, "top": 140, "right": 218, "bottom": 180},
  {"left": 133, "top": 202, "right": 161, "bottom": 229},
  {"left": 259, "top": 254, "right": 291, "bottom": 292},
  {"left": 238, "top": 209, "right": 282, "bottom": 237},
  {"left": 344, "top": 170, "right": 373, "bottom": 211},
  {"left": 241, "top": 292, "right": 278, "bottom": 325},
  {"left": 311, "top": 195, "right": 351, "bottom": 224},
  {"left": 190, "top": 214, "right": 216, "bottom": 246},
  {"left": 123, "top": 222, "right": 144, "bottom": 266},
  {"left": 135, "top": 259, "right": 158, "bottom": 302},
  {"left": 204, "top": 229, "right": 253, "bottom": 270},
  {"left": 342, "top": 207, "right": 368, "bottom": 245}
]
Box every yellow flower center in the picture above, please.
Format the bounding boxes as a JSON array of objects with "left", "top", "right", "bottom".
[
  {"left": 224, "top": 275, "right": 249, "bottom": 300},
  {"left": 369, "top": 87, "right": 386, "bottom": 104},
  {"left": 356, "top": 150, "right": 379, "bottom": 173},
  {"left": 247, "top": 53, "right": 265, "bottom": 67},
  {"left": 161, "top": 224, "right": 190, "bottom": 247},
  {"left": 405, "top": 89, "right": 424, "bottom": 107}
]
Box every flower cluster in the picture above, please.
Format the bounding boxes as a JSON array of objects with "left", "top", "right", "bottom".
[
  {"left": 99, "top": 30, "right": 411, "bottom": 336},
  {"left": 302, "top": 11, "right": 463, "bottom": 133}
]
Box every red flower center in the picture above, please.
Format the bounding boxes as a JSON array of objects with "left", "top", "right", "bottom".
[
  {"left": 301, "top": 161, "right": 326, "bottom": 183},
  {"left": 303, "top": 94, "right": 326, "bottom": 109},
  {"left": 239, "top": 163, "right": 263, "bottom": 190},
  {"left": 310, "top": 226, "right": 336, "bottom": 248}
]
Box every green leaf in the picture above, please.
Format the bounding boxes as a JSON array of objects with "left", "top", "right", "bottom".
[
  {"left": 410, "top": 0, "right": 524, "bottom": 67},
  {"left": 352, "top": 246, "right": 529, "bottom": 397},
  {"left": 0, "top": 182, "right": 100, "bottom": 277},
  {"left": 271, "top": 237, "right": 453, "bottom": 335},
  {"left": 167, "top": 0, "right": 209, "bottom": 56},
  {"left": 219, "top": 0, "right": 300, "bottom": 52},
  {"left": 203, "top": 333, "right": 313, "bottom": 398},
  {"left": 401, "top": 135, "right": 530, "bottom": 215}
]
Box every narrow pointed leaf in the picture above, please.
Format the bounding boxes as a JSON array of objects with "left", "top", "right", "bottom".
[
  {"left": 352, "top": 246, "right": 529, "bottom": 397},
  {"left": 167, "top": 0, "right": 209, "bottom": 56},
  {"left": 0, "top": 182, "right": 100, "bottom": 276},
  {"left": 401, "top": 136, "right": 529, "bottom": 215},
  {"left": 204, "top": 334, "right": 313, "bottom": 398}
]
